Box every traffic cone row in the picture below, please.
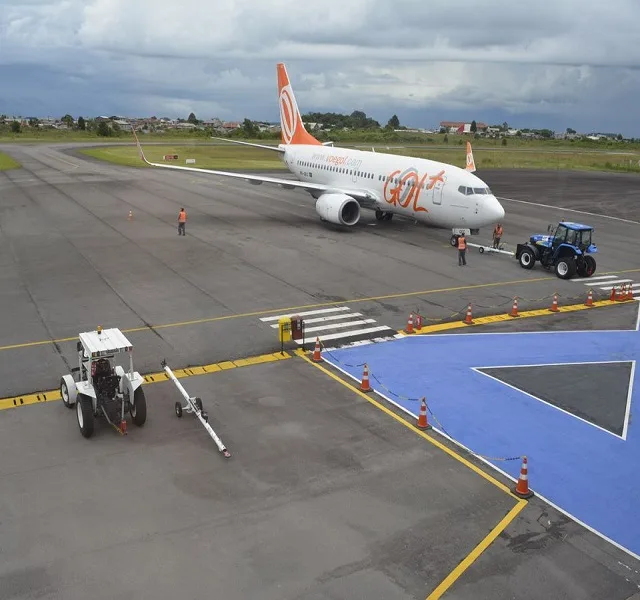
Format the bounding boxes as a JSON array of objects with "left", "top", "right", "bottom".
[
  {"left": 510, "top": 297, "right": 519, "bottom": 317},
  {"left": 463, "top": 303, "right": 473, "bottom": 325},
  {"left": 512, "top": 456, "right": 534, "bottom": 499},
  {"left": 610, "top": 286, "right": 617, "bottom": 301},
  {"left": 549, "top": 293, "right": 559, "bottom": 312}
]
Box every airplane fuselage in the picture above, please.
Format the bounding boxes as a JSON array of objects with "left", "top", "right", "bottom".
[{"left": 281, "top": 144, "right": 505, "bottom": 230}]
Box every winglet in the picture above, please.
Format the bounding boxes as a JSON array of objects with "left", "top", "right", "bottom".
[
  {"left": 465, "top": 141, "right": 476, "bottom": 172},
  {"left": 277, "top": 63, "right": 322, "bottom": 146},
  {"left": 131, "top": 125, "right": 152, "bottom": 166}
]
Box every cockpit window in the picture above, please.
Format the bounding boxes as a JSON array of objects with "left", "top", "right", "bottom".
[{"left": 473, "top": 188, "right": 487, "bottom": 194}]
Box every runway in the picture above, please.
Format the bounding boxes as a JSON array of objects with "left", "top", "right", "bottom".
[{"left": 1, "top": 142, "right": 639, "bottom": 599}]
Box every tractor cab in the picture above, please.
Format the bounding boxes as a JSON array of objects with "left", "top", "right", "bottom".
[{"left": 548, "top": 222, "right": 596, "bottom": 254}]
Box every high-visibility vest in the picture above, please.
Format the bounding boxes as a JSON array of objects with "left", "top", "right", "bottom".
[
  {"left": 494, "top": 226, "right": 503, "bottom": 236},
  {"left": 178, "top": 211, "right": 187, "bottom": 222},
  {"left": 458, "top": 236, "right": 466, "bottom": 250}
]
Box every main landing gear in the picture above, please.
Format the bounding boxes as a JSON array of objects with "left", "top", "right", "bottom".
[{"left": 375, "top": 210, "right": 393, "bottom": 221}]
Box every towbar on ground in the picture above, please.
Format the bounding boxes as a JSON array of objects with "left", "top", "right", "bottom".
[
  {"left": 161, "top": 359, "right": 230, "bottom": 458},
  {"left": 467, "top": 242, "right": 515, "bottom": 256}
]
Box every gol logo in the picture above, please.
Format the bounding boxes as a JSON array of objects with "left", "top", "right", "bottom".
[
  {"left": 383, "top": 168, "right": 445, "bottom": 212},
  {"left": 279, "top": 84, "right": 297, "bottom": 144}
]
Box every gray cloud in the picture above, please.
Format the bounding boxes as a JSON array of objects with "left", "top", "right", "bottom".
[{"left": 1, "top": 0, "right": 639, "bottom": 135}]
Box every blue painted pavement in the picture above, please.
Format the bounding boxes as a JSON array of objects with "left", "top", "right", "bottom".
[{"left": 322, "top": 329, "right": 640, "bottom": 559}]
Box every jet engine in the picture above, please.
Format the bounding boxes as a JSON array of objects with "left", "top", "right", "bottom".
[{"left": 315, "top": 193, "right": 360, "bottom": 226}]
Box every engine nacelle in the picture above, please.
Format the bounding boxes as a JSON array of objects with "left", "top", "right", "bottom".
[{"left": 315, "top": 193, "right": 360, "bottom": 226}]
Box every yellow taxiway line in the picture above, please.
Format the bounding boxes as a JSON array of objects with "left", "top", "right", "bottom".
[
  {"left": 2, "top": 268, "right": 640, "bottom": 353},
  {"left": 0, "top": 351, "right": 291, "bottom": 412}
]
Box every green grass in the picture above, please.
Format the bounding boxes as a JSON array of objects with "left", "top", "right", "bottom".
[
  {"left": 0, "top": 151, "right": 21, "bottom": 170},
  {"left": 79, "top": 143, "right": 640, "bottom": 174},
  {"left": 79, "top": 145, "right": 287, "bottom": 170}
]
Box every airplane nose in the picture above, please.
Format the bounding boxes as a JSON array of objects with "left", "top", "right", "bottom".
[{"left": 488, "top": 195, "right": 505, "bottom": 221}]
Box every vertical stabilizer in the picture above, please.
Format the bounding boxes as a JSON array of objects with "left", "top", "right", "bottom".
[
  {"left": 277, "top": 63, "right": 322, "bottom": 146},
  {"left": 465, "top": 141, "right": 476, "bottom": 172}
]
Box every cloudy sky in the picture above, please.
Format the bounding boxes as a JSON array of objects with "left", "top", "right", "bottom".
[{"left": 1, "top": 0, "right": 639, "bottom": 135}]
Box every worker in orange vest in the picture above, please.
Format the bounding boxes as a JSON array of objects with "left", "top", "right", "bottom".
[
  {"left": 457, "top": 232, "right": 467, "bottom": 266},
  {"left": 493, "top": 223, "right": 503, "bottom": 248},
  {"left": 178, "top": 208, "right": 187, "bottom": 236}
]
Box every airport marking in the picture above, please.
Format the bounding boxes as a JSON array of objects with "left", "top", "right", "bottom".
[
  {"left": 0, "top": 351, "right": 291, "bottom": 412},
  {"left": 3, "top": 269, "right": 640, "bottom": 353},
  {"left": 425, "top": 500, "right": 527, "bottom": 600},
  {"left": 295, "top": 348, "right": 529, "bottom": 598}
]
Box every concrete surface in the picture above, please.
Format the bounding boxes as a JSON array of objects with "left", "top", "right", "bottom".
[
  {"left": 0, "top": 144, "right": 639, "bottom": 399},
  {"left": 1, "top": 144, "right": 639, "bottom": 599}
]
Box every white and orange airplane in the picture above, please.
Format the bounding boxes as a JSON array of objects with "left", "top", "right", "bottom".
[{"left": 132, "top": 63, "right": 504, "bottom": 243}]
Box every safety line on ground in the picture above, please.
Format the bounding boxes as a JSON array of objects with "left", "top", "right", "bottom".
[
  {"left": 396, "top": 298, "right": 624, "bottom": 336},
  {"left": 425, "top": 501, "right": 527, "bottom": 600},
  {"left": 0, "top": 351, "right": 291, "bottom": 412},
  {"left": 295, "top": 348, "right": 516, "bottom": 497},
  {"left": 3, "top": 268, "right": 640, "bottom": 353}
]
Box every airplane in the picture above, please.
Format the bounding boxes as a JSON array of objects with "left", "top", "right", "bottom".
[{"left": 131, "top": 63, "right": 505, "bottom": 245}]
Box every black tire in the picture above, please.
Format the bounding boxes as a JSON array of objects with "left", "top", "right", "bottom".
[
  {"left": 60, "top": 377, "right": 73, "bottom": 409},
  {"left": 76, "top": 394, "right": 94, "bottom": 438},
  {"left": 195, "top": 397, "right": 203, "bottom": 412},
  {"left": 384, "top": 212, "right": 393, "bottom": 221},
  {"left": 555, "top": 256, "right": 576, "bottom": 279},
  {"left": 518, "top": 248, "right": 535, "bottom": 270},
  {"left": 130, "top": 387, "right": 147, "bottom": 427},
  {"left": 175, "top": 402, "right": 182, "bottom": 418},
  {"left": 375, "top": 210, "right": 385, "bottom": 221},
  {"left": 583, "top": 255, "right": 596, "bottom": 277},
  {"left": 450, "top": 235, "right": 458, "bottom": 247}
]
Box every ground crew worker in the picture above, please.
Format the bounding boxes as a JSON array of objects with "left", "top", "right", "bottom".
[
  {"left": 457, "top": 232, "right": 467, "bottom": 266},
  {"left": 493, "top": 223, "right": 503, "bottom": 248},
  {"left": 178, "top": 208, "right": 187, "bottom": 236}
]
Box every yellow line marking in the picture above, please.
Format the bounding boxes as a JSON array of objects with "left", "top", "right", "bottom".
[
  {"left": 403, "top": 298, "right": 624, "bottom": 335},
  {"left": 425, "top": 500, "right": 527, "bottom": 599},
  {"left": 295, "top": 349, "right": 515, "bottom": 496},
  {"left": 0, "top": 351, "right": 291, "bottom": 412},
  {"left": 3, "top": 268, "right": 639, "bottom": 353}
]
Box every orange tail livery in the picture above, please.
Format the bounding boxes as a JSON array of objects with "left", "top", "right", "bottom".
[
  {"left": 465, "top": 141, "right": 476, "bottom": 172},
  {"left": 277, "top": 63, "right": 322, "bottom": 146}
]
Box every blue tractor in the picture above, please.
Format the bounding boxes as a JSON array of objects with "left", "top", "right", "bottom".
[{"left": 515, "top": 221, "right": 597, "bottom": 279}]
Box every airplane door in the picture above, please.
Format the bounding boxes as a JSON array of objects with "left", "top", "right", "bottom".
[{"left": 431, "top": 180, "right": 444, "bottom": 205}]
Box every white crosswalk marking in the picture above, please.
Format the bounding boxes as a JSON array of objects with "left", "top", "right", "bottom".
[
  {"left": 259, "top": 305, "right": 397, "bottom": 346},
  {"left": 574, "top": 274, "right": 640, "bottom": 299}
]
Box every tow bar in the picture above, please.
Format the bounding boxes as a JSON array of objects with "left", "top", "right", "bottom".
[{"left": 161, "top": 359, "right": 231, "bottom": 458}]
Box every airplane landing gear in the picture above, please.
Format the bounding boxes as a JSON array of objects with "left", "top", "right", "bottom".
[{"left": 375, "top": 210, "right": 393, "bottom": 221}]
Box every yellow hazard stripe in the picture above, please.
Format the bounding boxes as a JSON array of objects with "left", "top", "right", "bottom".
[{"left": 0, "top": 351, "right": 291, "bottom": 412}]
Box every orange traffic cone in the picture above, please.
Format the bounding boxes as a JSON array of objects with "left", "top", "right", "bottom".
[
  {"left": 510, "top": 297, "right": 519, "bottom": 317},
  {"left": 416, "top": 397, "right": 432, "bottom": 430},
  {"left": 312, "top": 337, "right": 322, "bottom": 362},
  {"left": 619, "top": 284, "right": 628, "bottom": 302},
  {"left": 585, "top": 289, "right": 593, "bottom": 307},
  {"left": 512, "top": 456, "right": 534, "bottom": 499},
  {"left": 463, "top": 303, "right": 473, "bottom": 325},
  {"left": 610, "top": 287, "right": 617, "bottom": 301},
  {"left": 627, "top": 284, "right": 634, "bottom": 301},
  {"left": 406, "top": 313, "right": 414, "bottom": 334},
  {"left": 549, "top": 293, "right": 559, "bottom": 312},
  {"left": 128, "top": 210, "right": 133, "bottom": 221},
  {"left": 360, "top": 364, "right": 372, "bottom": 392}
]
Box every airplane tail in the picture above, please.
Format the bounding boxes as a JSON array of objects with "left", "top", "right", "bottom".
[
  {"left": 465, "top": 141, "right": 476, "bottom": 172},
  {"left": 277, "top": 63, "right": 322, "bottom": 146}
]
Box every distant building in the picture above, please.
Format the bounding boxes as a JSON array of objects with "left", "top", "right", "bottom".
[{"left": 440, "top": 121, "right": 488, "bottom": 134}]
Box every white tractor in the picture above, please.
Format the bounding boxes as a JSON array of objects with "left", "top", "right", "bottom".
[{"left": 59, "top": 327, "right": 147, "bottom": 438}]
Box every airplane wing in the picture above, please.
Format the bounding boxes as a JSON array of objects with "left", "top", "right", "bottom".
[{"left": 132, "top": 129, "right": 377, "bottom": 205}]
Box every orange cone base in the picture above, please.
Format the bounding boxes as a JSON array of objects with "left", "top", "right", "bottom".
[
  {"left": 416, "top": 421, "right": 432, "bottom": 431},
  {"left": 512, "top": 484, "right": 534, "bottom": 499}
]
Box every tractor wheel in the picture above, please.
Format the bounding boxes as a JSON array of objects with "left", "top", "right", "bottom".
[
  {"left": 518, "top": 248, "right": 535, "bottom": 270},
  {"left": 130, "top": 387, "right": 147, "bottom": 427},
  {"left": 583, "top": 255, "right": 596, "bottom": 277},
  {"left": 60, "top": 375, "right": 76, "bottom": 409},
  {"left": 555, "top": 257, "right": 576, "bottom": 280},
  {"left": 76, "top": 394, "right": 94, "bottom": 438}
]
